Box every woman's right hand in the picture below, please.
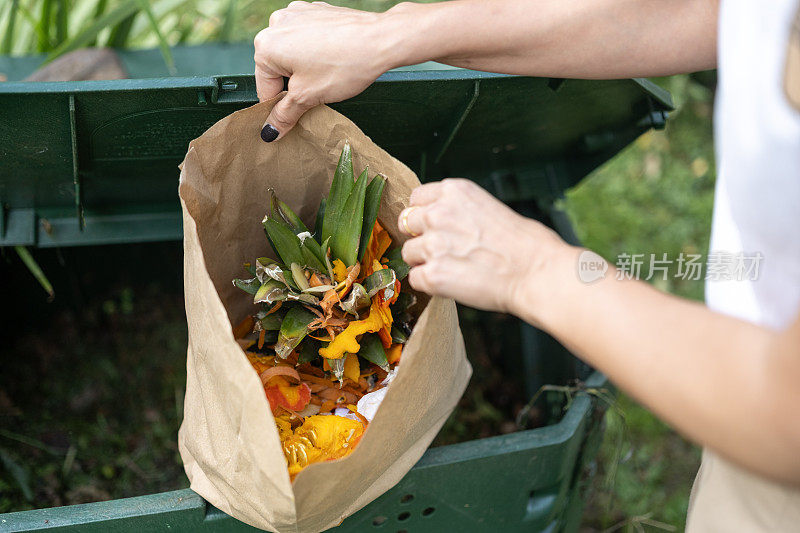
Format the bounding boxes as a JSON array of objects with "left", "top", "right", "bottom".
[
  {"left": 398, "top": 179, "right": 572, "bottom": 317},
  {"left": 254, "top": 1, "right": 409, "bottom": 142}
]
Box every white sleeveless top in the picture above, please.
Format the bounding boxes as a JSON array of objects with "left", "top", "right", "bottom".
[{"left": 686, "top": 0, "right": 800, "bottom": 530}]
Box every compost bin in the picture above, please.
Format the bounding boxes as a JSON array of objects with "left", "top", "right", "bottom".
[{"left": 0, "top": 42, "right": 672, "bottom": 532}]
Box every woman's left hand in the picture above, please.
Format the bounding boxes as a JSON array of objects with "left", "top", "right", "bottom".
[
  {"left": 254, "top": 1, "right": 402, "bottom": 141},
  {"left": 398, "top": 179, "right": 570, "bottom": 316}
]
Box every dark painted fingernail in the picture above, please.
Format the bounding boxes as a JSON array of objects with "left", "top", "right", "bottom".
[{"left": 261, "top": 124, "right": 279, "bottom": 142}]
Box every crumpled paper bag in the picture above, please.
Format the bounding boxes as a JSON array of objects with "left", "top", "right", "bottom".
[{"left": 177, "top": 99, "right": 472, "bottom": 532}]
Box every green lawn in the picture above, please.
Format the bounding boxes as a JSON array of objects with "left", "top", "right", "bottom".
[{"left": 566, "top": 74, "right": 715, "bottom": 531}]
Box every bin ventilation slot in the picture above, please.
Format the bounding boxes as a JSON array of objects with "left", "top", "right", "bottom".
[
  {"left": 211, "top": 75, "right": 259, "bottom": 104},
  {"left": 0, "top": 201, "right": 6, "bottom": 238},
  {"left": 432, "top": 80, "right": 480, "bottom": 164},
  {"left": 547, "top": 78, "right": 566, "bottom": 92},
  {"left": 69, "top": 94, "right": 85, "bottom": 231},
  {"left": 524, "top": 487, "right": 559, "bottom": 524}
]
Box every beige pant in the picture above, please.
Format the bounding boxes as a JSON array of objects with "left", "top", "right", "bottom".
[{"left": 687, "top": 450, "right": 800, "bottom": 531}]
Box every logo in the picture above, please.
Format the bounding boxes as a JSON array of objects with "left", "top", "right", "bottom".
[{"left": 577, "top": 250, "right": 608, "bottom": 283}]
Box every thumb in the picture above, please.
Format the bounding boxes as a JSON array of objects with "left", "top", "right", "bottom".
[{"left": 261, "top": 89, "right": 314, "bottom": 142}]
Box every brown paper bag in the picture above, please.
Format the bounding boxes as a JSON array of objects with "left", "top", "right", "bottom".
[{"left": 177, "top": 99, "right": 472, "bottom": 532}]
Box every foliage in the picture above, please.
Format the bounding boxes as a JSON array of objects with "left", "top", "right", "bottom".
[
  {"left": 13, "top": 246, "right": 54, "bottom": 300},
  {"left": 0, "top": 0, "right": 267, "bottom": 59},
  {"left": 0, "top": 0, "right": 424, "bottom": 61}
]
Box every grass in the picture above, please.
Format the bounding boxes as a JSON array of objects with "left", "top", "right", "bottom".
[
  {"left": 581, "top": 397, "right": 702, "bottom": 532},
  {"left": 566, "top": 74, "right": 714, "bottom": 531},
  {"left": 0, "top": 2, "right": 716, "bottom": 530}
]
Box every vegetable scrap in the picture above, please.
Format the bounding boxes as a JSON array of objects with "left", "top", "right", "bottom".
[{"left": 232, "top": 143, "right": 416, "bottom": 480}]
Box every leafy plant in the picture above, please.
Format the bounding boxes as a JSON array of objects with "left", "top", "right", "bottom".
[
  {"left": 0, "top": 0, "right": 267, "bottom": 68},
  {"left": 14, "top": 246, "right": 54, "bottom": 300}
]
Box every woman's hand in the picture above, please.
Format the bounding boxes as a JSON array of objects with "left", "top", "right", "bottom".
[
  {"left": 254, "top": 1, "right": 399, "bottom": 141},
  {"left": 398, "top": 179, "right": 571, "bottom": 316}
]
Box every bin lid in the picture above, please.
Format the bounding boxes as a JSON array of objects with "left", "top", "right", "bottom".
[{"left": 0, "top": 43, "right": 672, "bottom": 247}]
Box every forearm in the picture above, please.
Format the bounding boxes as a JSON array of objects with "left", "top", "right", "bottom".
[
  {"left": 382, "top": 0, "right": 718, "bottom": 78},
  {"left": 516, "top": 246, "right": 800, "bottom": 485}
]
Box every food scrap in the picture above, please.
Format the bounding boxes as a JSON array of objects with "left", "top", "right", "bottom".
[{"left": 232, "top": 143, "right": 416, "bottom": 480}]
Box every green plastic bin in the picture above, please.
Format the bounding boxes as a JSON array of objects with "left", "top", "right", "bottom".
[{"left": 0, "top": 43, "right": 672, "bottom": 532}]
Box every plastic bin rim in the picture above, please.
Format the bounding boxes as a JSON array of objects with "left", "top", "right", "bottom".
[
  {"left": 415, "top": 370, "right": 608, "bottom": 469},
  {"left": 0, "top": 70, "right": 673, "bottom": 109}
]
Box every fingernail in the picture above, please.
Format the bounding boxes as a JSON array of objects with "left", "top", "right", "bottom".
[{"left": 261, "top": 124, "right": 279, "bottom": 142}]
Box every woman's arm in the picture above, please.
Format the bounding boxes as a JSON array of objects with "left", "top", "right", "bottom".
[
  {"left": 399, "top": 179, "right": 800, "bottom": 486},
  {"left": 255, "top": 0, "right": 718, "bottom": 140},
  {"left": 528, "top": 246, "right": 800, "bottom": 487},
  {"left": 387, "top": 0, "right": 718, "bottom": 78}
]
